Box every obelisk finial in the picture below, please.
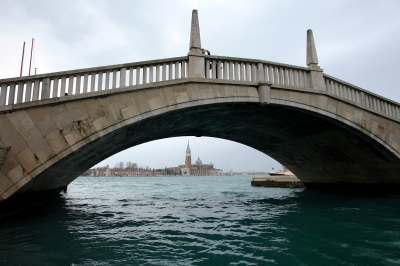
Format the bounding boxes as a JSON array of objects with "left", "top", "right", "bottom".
[
  {"left": 189, "top": 9, "right": 202, "bottom": 55},
  {"left": 306, "top": 29, "right": 319, "bottom": 67}
]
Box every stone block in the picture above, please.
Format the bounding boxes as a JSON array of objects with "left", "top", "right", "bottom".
[
  {"left": 7, "top": 111, "right": 35, "bottom": 136},
  {"left": 148, "top": 97, "right": 163, "bottom": 111},
  {"left": 103, "top": 102, "right": 123, "bottom": 125},
  {"left": 237, "top": 86, "right": 248, "bottom": 97},
  {"left": 132, "top": 91, "right": 151, "bottom": 113},
  {"left": 160, "top": 87, "right": 176, "bottom": 106},
  {"left": 0, "top": 172, "right": 13, "bottom": 195},
  {"left": 57, "top": 147, "right": 73, "bottom": 161},
  {"left": 121, "top": 105, "right": 138, "bottom": 119},
  {"left": 187, "top": 83, "right": 201, "bottom": 101},
  {"left": 199, "top": 86, "right": 213, "bottom": 99},
  {"left": 82, "top": 99, "right": 106, "bottom": 121},
  {"left": 24, "top": 127, "right": 49, "bottom": 154},
  {"left": 248, "top": 87, "right": 259, "bottom": 98},
  {"left": 35, "top": 146, "right": 55, "bottom": 163},
  {"left": 45, "top": 129, "right": 68, "bottom": 154},
  {"left": 92, "top": 116, "right": 110, "bottom": 131},
  {"left": 15, "top": 147, "right": 39, "bottom": 173},
  {"left": 64, "top": 130, "right": 83, "bottom": 146},
  {"left": 114, "top": 93, "right": 134, "bottom": 110},
  {"left": 223, "top": 85, "right": 236, "bottom": 97},
  {"left": 66, "top": 101, "right": 89, "bottom": 121},
  {"left": 6, "top": 164, "right": 24, "bottom": 183},
  {"left": 53, "top": 110, "right": 75, "bottom": 132},
  {"left": 47, "top": 104, "right": 67, "bottom": 118},
  {"left": 174, "top": 89, "right": 189, "bottom": 103},
  {"left": 27, "top": 108, "right": 58, "bottom": 136},
  {"left": 0, "top": 115, "right": 28, "bottom": 155}
]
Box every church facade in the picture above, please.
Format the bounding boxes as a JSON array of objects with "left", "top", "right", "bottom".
[{"left": 177, "top": 142, "right": 223, "bottom": 176}]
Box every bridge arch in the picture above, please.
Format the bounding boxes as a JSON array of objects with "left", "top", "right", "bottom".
[{"left": 1, "top": 79, "right": 400, "bottom": 207}]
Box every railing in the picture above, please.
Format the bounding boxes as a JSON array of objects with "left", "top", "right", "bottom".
[
  {"left": 205, "top": 55, "right": 311, "bottom": 88},
  {"left": 324, "top": 75, "right": 400, "bottom": 120},
  {"left": 0, "top": 57, "right": 188, "bottom": 106},
  {"left": 1, "top": 54, "right": 399, "bottom": 121}
]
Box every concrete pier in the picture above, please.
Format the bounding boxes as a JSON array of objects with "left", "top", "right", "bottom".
[{"left": 251, "top": 176, "right": 305, "bottom": 188}]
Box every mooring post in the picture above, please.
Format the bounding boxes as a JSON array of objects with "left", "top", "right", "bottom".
[
  {"left": 307, "top": 29, "right": 325, "bottom": 90},
  {"left": 188, "top": 10, "right": 205, "bottom": 78}
]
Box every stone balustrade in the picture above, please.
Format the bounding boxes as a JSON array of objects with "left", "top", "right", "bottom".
[
  {"left": 205, "top": 55, "right": 311, "bottom": 88},
  {"left": 324, "top": 74, "right": 400, "bottom": 120},
  {"left": 0, "top": 57, "right": 188, "bottom": 106}
]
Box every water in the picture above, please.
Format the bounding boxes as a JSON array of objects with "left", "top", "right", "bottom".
[{"left": 0, "top": 176, "right": 399, "bottom": 265}]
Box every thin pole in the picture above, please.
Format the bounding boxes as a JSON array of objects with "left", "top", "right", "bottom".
[
  {"left": 20, "top": 42, "right": 26, "bottom": 77},
  {"left": 28, "top": 38, "right": 34, "bottom": 76}
]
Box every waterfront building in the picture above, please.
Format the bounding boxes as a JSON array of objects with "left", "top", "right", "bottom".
[{"left": 178, "top": 142, "right": 223, "bottom": 176}]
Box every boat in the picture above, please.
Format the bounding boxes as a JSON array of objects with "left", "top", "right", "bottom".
[{"left": 269, "top": 166, "right": 294, "bottom": 176}]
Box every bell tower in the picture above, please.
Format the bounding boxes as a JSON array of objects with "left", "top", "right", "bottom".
[{"left": 185, "top": 141, "right": 192, "bottom": 169}]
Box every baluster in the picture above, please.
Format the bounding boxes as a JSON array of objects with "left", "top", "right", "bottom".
[
  {"left": 97, "top": 72, "right": 103, "bottom": 91},
  {"left": 120, "top": 67, "right": 126, "bottom": 88},
  {"left": 51, "top": 77, "right": 59, "bottom": 98},
  {"left": 68, "top": 75, "right": 74, "bottom": 94},
  {"left": 143, "top": 66, "right": 148, "bottom": 84},
  {"left": 76, "top": 75, "right": 83, "bottom": 94},
  {"left": 156, "top": 65, "right": 160, "bottom": 82},
  {"left": 289, "top": 69, "right": 294, "bottom": 86},
  {"left": 24, "top": 81, "right": 32, "bottom": 102},
  {"left": 217, "top": 61, "right": 223, "bottom": 79},
  {"left": 223, "top": 61, "right": 227, "bottom": 79},
  {"left": 240, "top": 62, "right": 245, "bottom": 81},
  {"left": 89, "top": 73, "right": 95, "bottom": 92},
  {"left": 235, "top": 62, "right": 240, "bottom": 80},
  {"left": 149, "top": 65, "right": 153, "bottom": 83},
  {"left": 82, "top": 74, "right": 88, "bottom": 93},
  {"left": 245, "top": 63, "right": 251, "bottom": 81},
  {"left": 252, "top": 64, "right": 257, "bottom": 82},
  {"left": 61, "top": 76, "right": 67, "bottom": 95},
  {"left": 212, "top": 60, "right": 216, "bottom": 79},
  {"left": 105, "top": 71, "right": 111, "bottom": 89},
  {"left": 136, "top": 67, "right": 141, "bottom": 85},
  {"left": 0, "top": 84, "right": 7, "bottom": 106},
  {"left": 229, "top": 62, "right": 233, "bottom": 80},
  {"left": 32, "top": 80, "right": 40, "bottom": 100},
  {"left": 268, "top": 65, "right": 273, "bottom": 83},
  {"left": 129, "top": 67, "right": 134, "bottom": 86},
  {"left": 278, "top": 68, "right": 284, "bottom": 85},
  {"left": 16, "top": 82, "right": 24, "bottom": 103},
  {"left": 206, "top": 59, "right": 211, "bottom": 78},
  {"left": 169, "top": 62, "right": 173, "bottom": 80},
  {"left": 174, "top": 62, "right": 179, "bottom": 79},
  {"left": 112, "top": 69, "right": 117, "bottom": 88},
  {"left": 8, "top": 84, "right": 16, "bottom": 104},
  {"left": 161, "top": 64, "right": 166, "bottom": 82}
]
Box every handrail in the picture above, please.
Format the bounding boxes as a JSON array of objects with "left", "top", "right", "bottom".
[
  {"left": 324, "top": 74, "right": 400, "bottom": 120},
  {"left": 0, "top": 57, "right": 188, "bottom": 106}
]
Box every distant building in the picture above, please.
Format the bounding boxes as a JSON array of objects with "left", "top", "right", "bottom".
[{"left": 178, "top": 141, "right": 223, "bottom": 176}]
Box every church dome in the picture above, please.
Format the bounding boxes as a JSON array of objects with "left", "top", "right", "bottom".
[{"left": 196, "top": 157, "right": 202, "bottom": 164}]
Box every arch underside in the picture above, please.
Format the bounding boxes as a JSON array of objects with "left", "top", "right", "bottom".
[{"left": 16, "top": 101, "right": 400, "bottom": 197}]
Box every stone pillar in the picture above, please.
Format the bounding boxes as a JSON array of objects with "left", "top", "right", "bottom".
[
  {"left": 188, "top": 9, "right": 205, "bottom": 78},
  {"left": 258, "top": 81, "right": 272, "bottom": 104},
  {"left": 307, "top": 29, "right": 325, "bottom": 91}
]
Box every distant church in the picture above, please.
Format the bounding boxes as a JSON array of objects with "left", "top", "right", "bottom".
[{"left": 178, "top": 141, "right": 222, "bottom": 176}]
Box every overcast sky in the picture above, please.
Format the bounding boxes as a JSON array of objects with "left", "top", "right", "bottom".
[{"left": 1, "top": 0, "right": 399, "bottom": 172}]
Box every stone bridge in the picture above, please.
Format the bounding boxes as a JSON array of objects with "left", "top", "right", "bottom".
[{"left": 1, "top": 10, "right": 400, "bottom": 211}]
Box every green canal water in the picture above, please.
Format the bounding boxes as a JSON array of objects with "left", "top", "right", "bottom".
[{"left": 0, "top": 175, "right": 399, "bottom": 265}]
